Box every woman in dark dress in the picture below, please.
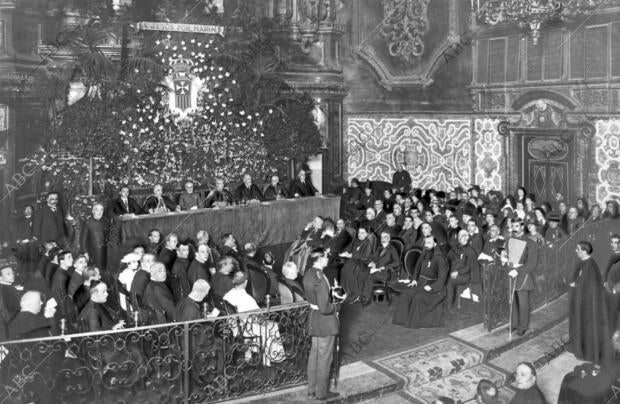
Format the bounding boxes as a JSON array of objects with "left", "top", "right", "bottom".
[{"left": 339, "top": 226, "right": 374, "bottom": 303}]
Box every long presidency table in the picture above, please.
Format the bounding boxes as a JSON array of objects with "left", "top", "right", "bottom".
[{"left": 118, "top": 196, "right": 341, "bottom": 247}]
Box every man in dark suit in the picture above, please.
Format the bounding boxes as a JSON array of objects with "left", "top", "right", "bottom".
[
  {"left": 32, "top": 192, "right": 68, "bottom": 248},
  {"left": 303, "top": 248, "right": 341, "bottom": 401},
  {"left": 11, "top": 205, "right": 38, "bottom": 274},
  {"left": 110, "top": 186, "right": 142, "bottom": 216},
  {"left": 398, "top": 216, "right": 417, "bottom": 251},
  {"left": 263, "top": 175, "right": 289, "bottom": 201},
  {"left": 50, "top": 250, "right": 74, "bottom": 318},
  {"left": 80, "top": 203, "right": 108, "bottom": 271},
  {"left": 289, "top": 170, "right": 319, "bottom": 198},
  {"left": 234, "top": 173, "right": 264, "bottom": 203},
  {"left": 0, "top": 266, "right": 22, "bottom": 320},
  {"left": 506, "top": 218, "right": 538, "bottom": 336}
]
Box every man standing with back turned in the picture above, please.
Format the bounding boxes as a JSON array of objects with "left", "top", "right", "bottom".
[{"left": 304, "top": 247, "right": 341, "bottom": 401}]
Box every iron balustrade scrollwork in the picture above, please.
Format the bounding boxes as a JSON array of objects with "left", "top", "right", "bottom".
[
  {"left": 483, "top": 218, "right": 619, "bottom": 331},
  {"left": 0, "top": 302, "right": 311, "bottom": 404}
]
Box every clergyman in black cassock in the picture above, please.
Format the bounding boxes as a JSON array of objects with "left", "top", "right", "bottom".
[
  {"left": 392, "top": 236, "right": 449, "bottom": 328},
  {"left": 568, "top": 241, "right": 613, "bottom": 367}
]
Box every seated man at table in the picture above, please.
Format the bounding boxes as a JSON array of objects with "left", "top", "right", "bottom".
[
  {"left": 263, "top": 175, "right": 289, "bottom": 201},
  {"left": 204, "top": 178, "right": 234, "bottom": 208},
  {"left": 110, "top": 185, "right": 142, "bottom": 216},
  {"left": 178, "top": 180, "right": 204, "bottom": 211},
  {"left": 289, "top": 169, "right": 319, "bottom": 198},
  {"left": 235, "top": 173, "right": 264, "bottom": 203},
  {"left": 143, "top": 184, "right": 179, "bottom": 214}
]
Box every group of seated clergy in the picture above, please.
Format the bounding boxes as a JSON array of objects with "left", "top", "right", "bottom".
[
  {"left": 109, "top": 170, "right": 319, "bottom": 216},
  {"left": 288, "top": 180, "right": 617, "bottom": 330},
  {"left": 0, "top": 226, "right": 310, "bottom": 341}
]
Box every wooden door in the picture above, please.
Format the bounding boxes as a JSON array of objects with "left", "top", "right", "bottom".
[{"left": 521, "top": 135, "right": 572, "bottom": 204}]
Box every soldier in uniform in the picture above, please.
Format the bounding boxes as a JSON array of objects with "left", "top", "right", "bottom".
[
  {"left": 505, "top": 218, "right": 538, "bottom": 336},
  {"left": 303, "top": 247, "right": 341, "bottom": 401}
]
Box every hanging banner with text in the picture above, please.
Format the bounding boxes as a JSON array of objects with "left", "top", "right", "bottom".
[{"left": 135, "top": 22, "right": 225, "bottom": 36}]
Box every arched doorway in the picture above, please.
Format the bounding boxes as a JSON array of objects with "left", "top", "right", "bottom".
[{"left": 499, "top": 93, "right": 595, "bottom": 206}]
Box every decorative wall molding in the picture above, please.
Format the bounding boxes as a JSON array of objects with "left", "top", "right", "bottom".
[
  {"left": 595, "top": 119, "right": 620, "bottom": 205},
  {"left": 346, "top": 116, "right": 472, "bottom": 190},
  {"left": 379, "top": 0, "right": 430, "bottom": 62},
  {"left": 352, "top": 0, "right": 462, "bottom": 89}
]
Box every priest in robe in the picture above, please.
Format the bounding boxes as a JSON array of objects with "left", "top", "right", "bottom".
[
  {"left": 339, "top": 226, "right": 374, "bottom": 303},
  {"left": 568, "top": 241, "right": 613, "bottom": 367},
  {"left": 143, "top": 184, "right": 179, "bottom": 214},
  {"left": 204, "top": 178, "right": 234, "bottom": 208},
  {"left": 8, "top": 291, "right": 57, "bottom": 340},
  {"left": 174, "top": 279, "right": 216, "bottom": 322},
  {"left": 143, "top": 262, "right": 176, "bottom": 324},
  {"left": 392, "top": 236, "right": 449, "bottom": 328},
  {"left": 79, "top": 281, "right": 125, "bottom": 331}
]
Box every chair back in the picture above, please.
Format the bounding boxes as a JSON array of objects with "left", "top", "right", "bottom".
[
  {"left": 403, "top": 247, "right": 422, "bottom": 278},
  {"left": 367, "top": 232, "right": 377, "bottom": 251},
  {"left": 278, "top": 282, "right": 295, "bottom": 304},
  {"left": 390, "top": 238, "right": 405, "bottom": 260},
  {"left": 246, "top": 266, "right": 271, "bottom": 305}
]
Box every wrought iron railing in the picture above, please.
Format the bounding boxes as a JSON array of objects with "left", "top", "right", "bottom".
[
  {"left": 483, "top": 218, "right": 619, "bottom": 331},
  {"left": 0, "top": 302, "right": 310, "bottom": 404}
]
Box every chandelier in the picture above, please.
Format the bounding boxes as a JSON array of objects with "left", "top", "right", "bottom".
[{"left": 475, "top": 0, "right": 613, "bottom": 45}]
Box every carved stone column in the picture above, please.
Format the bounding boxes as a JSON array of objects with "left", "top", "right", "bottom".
[{"left": 268, "top": 0, "right": 349, "bottom": 193}]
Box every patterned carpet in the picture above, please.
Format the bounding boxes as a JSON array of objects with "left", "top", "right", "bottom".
[{"left": 372, "top": 337, "right": 508, "bottom": 403}]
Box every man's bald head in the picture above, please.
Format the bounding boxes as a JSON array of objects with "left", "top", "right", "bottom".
[{"left": 20, "top": 291, "right": 43, "bottom": 314}]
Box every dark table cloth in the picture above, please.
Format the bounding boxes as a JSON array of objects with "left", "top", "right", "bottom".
[{"left": 118, "top": 196, "right": 341, "bottom": 247}]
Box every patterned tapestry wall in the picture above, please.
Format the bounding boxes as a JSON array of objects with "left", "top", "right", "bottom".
[
  {"left": 346, "top": 116, "right": 504, "bottom": 192},
  {"left": 595, "top": 119, "right": 620, "bottom": 205},
  {"left": 473, "top": 118, "right": 503, "bottom": 191},
  {"left": 347, "top": 117, "right": 471, "bottom": 190}
]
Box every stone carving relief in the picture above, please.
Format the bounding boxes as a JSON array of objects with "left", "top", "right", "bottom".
[
  {"left": 347, "top": 117, "right": 471, "bottom": 190},
  {"left": 353, "top": 0, "right": 462, "bottom": 88},
  {"left": 572, "top": 89, "right": 609, "bottom": 111},
  {"left": 380, "top": 0, "right": 430, "bottom": 62}
]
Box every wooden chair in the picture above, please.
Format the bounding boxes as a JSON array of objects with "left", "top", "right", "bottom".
[{"left": 402, "top": 247, "right": 422, "bottom": 279}]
